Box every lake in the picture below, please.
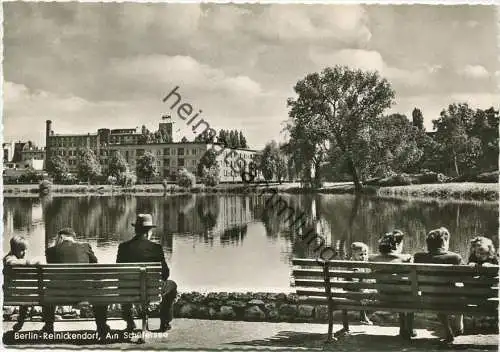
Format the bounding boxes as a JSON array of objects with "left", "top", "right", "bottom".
[{"left": 3, "top": 194, "right": 498, "bottom": 292}]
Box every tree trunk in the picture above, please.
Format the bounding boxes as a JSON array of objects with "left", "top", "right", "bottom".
[
  {"left": 453, "top": 149, "right": 460, "bottom": 177},
  {"left": 347, "top": 158, "right": 363, "bottom": 192}
]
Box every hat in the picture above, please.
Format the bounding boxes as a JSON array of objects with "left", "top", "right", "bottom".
[
  {"left": 132, "top": 214, "right": 157, "bottom": 228},
  {"left": 58, "top": 228, "right": 77, "bottom": 237}
]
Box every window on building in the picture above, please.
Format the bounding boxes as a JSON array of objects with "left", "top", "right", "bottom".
[
  {"left": 178, "top": 158, "right": 185, "bottom": 167},
  {"left": 163, "top": 148, "right": 170, "bottom": 155},
  {"left": 164, "top": 158, "right": 170, "bottom": 166},
  {"left": 137, "top": 149, "right": 145, "bottom": 157},
  {"left": 178, "top": 148, "right": 184, "bottom": 156}
]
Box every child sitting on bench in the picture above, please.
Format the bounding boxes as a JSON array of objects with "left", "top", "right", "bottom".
[{"left": 3, "top": 235, "right": 40, "bottom": 332}]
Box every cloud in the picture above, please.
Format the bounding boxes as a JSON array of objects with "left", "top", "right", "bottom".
[
  {"left": 459, "top": 65, "right": 489, "bottom": 79},
  {"left": 249, "top": 5, "right": 371, "bottom": 45},
  {"left": 309, "top": 48, "right": 436, "bottom": 89},
  {"left": 110, "top": 54, "right": 263, "bottom": 99}
]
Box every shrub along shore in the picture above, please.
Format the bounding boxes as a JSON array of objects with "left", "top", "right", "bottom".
[
  {"left": 3, "top": 291, "right": 497, "bottom": 333},
  {"left": 3, "top": 181, "right": 498, "bottom": 202}
]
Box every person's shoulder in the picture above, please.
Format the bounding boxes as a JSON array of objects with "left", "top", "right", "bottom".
[
  {"left": 413, "top": 252, "right": 427, "bottom": 262},
  {"left": 449, "top": 251, "right": 464, "bottom": 264}
]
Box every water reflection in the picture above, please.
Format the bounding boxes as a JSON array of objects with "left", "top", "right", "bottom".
[{"left": 3, "top": 194, "right": 498, "bottom": 292}]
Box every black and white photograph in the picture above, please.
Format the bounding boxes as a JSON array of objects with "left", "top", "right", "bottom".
[{"left": 2, "top": 2, "right": 499, "bottom": 351}]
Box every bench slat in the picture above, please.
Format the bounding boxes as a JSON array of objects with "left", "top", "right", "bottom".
[
  {"left": 418, "top": 285, "right": 497, "bottom": 296},
  {"left": 300, "top": 296, "right": 497, "bottom": 314},
  {"left": 292, "top": 260, "right": 498, "bottom": 275},
  {"left": 42, "top": 279, "right": 161, "bottom": 289},
  {"left": 294, "top": 279, "right": 412, "bottom": 292}
]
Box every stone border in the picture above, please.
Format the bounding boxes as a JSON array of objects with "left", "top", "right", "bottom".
[{"left": 3, "top": 292, "right": 498, "bottom": 333}]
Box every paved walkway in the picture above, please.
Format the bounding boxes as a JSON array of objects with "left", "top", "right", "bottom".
[{"left": 3, "top": 318, "right": 498, "bottom": 351}]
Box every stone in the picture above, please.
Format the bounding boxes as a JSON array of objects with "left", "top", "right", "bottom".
[
  {"left": 31, "top": 306, "right": 43, "bottom": 315},
  {"left": 268, "top": 309, "right": 280, "bottom": 322},
  {"left": 179, "top": 303, "right": 197, "bottom": 318},
  {"left": 3, "top": 307, "right": 15, "bottom": 315},
  {"left": 208, "top": 307, "right": 218, "bottom": 319},
  {"left": 247, "top": 299, "right": 265, "bottom": 307},
  {"left": 286, "top": 293, "right": 299, "bottom": 303},
  {"left": 264, "top": 303, "right": 276, "bottom": 312},
  {"left": 297, "top": 305, "right": 314, "bottom": 318},
  {"left": 196, "top": 306, "right": 210, "bottom": 319},
  {"left": 278, "top": 304, "right": 298, "bottom": 320},
  {"left": 276, "top": 293, "right": 287, "bottom": 301},
  {"left": 266, "top": 293, "right": 278, "bottom": 301},
  {"left": 218, "top": 306, "right": 236, "bottom": 320},
  {"left": 244, "top": 306, "right": 266, "bottom": 321},
  {"left": 314, "top": 305, "right": 329, "bottom": 321},
  {"left": 9, "top": 314, "right": 19, "bottom": 322}
]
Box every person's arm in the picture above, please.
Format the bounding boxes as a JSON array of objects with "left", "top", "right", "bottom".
[
  {"left": 157, "top": 245, "right": 170, "bottom": 280},
  {"left": 116, "top": 244, "right": 123, "bottom": 263},
  {"left": 46, "top": 247, "right": 54, "bottom": 264},
  {"left": 4, "top": 256, "right": 30, "bottom": 266},
  {"left": 86, "top": 244, "right": 98, "bottom": 263}
]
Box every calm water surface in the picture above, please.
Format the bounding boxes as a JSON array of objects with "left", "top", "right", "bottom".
[{"left": 3, "top": 194, "right": 498, "bottom": 292}]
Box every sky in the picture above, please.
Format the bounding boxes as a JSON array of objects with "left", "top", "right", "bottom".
[{"left": 2, "top": 3, "right": 499, "bottom": 149}]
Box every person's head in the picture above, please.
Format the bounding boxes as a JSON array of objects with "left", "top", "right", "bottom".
[
  {"left": 469, "top": 236, "right": 496, "bottom": 262},
  {"left": 378, "top": 230, "right": 405, "bottom": 254},
  {"left": 426, "top": 227, "right": 450, "bottom": 253},
  {"left": 56, "top": 228, "right": 77, "bottom": 245},
  {"left": 132, "top": 214, "right": 156, "bottom": 237},
  {"left": 10, "top": 235, "right": 28, "bottom": 259},
  {"left": 351, "top": 242, "right": 369, "bottom": 261}
]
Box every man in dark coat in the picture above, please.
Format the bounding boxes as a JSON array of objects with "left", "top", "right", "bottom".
[
  {"left": 42, "top": 228, "right": 109, "bottom": 339},
  {"left": 117, "top": 214, "right": 177, "bottom": 333},
  {"left": 413, "top": 227, "right": 464, "bottom": 343}
]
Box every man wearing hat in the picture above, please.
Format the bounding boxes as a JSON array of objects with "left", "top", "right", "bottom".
[
  {"left": 42, "top": 228, "right": 109, "bottom": 339},
  {"left": 116, "top": 214, "right": 177, "bottom": 333}
]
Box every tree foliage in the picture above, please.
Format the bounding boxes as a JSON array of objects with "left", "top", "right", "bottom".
[
  {"left": 430, "top": 103, "right": 499, "bottom": 176},
  {"left": 177, "top": 168, "right": 196, "bottom": 188},
  {"left": 47, "top": 155, "right": 69, "bottom": 182},
  {"left": 77, "top": 148, "right": 102, "bottom": 183},
  {"left": 197, "top": 149, "right": 218, "bottom": 177},
  {"left": 260, "top": 141, "right": 288, "bottom": 183},
  {"left": 136, "top": 151, "right": 159, "bottom": 181},
  {"left": 287, "top": 65, "right": 395, "bottom": 190},
  {"left": 107, "top": 152, "right": 128, "bottom": 178}
]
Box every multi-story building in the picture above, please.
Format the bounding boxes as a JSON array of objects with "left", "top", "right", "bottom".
[{"left": 45, "top": 119, "right": 260, "bottom": 183}]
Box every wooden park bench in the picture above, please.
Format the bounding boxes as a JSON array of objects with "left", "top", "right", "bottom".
[
  {"left": 3, "top": 263, "right": 163, "bottom": 339},
  {"left": 292, "top": 259, "right": 499, "bottom": 341}
]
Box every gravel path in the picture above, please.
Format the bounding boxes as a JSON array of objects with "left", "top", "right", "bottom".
[{"left": 3, "top": 318, "right": 498, "bottom": 351}]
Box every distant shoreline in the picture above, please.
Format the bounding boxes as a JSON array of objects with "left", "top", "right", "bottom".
[{"left": 2, "top": 182, "right": 498, "bottom": 202}]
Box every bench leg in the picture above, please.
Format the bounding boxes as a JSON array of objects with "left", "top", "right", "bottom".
[
  {"left": 326, "top": 302, "right": 335, "bottom": 342},
  {"left": 138, "top": 303, "right": 148, "bottom": 344}
]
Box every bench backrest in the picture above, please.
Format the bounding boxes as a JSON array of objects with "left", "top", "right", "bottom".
[
  {"left": 292, "top": 259, "right": 499, "bottom": 315},
  {"left": 3, "top": 263, "right": 163, "bottom": 306}
]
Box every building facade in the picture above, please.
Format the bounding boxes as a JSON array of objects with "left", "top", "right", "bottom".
[{"left": 45, "top": 120, "right": 259, "bottom": 183}]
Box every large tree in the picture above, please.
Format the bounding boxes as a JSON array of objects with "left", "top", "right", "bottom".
[
  {"left": 197, "top": 149, "right": 218, "bottom": 177},
  {"left": 136, "top": 151, "right": 159, "bottom": 181},
  {"left": 239, "top": 131, "right": 248, "bottom": 149},
  {"left": 287, "top": 66, "right": 395, "bottom": 191},
  {"left": 77, "top": 148, "right": 102, "bottom": 183},
  {"left": 46, "top": 154, "right": 69, "bottom": 182},
  {"left": 261, "top": 141, "right": 288, "bottom": 183},
  {"left": 412, "top": 108, "right": 425, "bottom": 131},
  {"left": 107, "top": 152, "right": 128, "bottom": 179},
  {"left": 433, "top": 103, "right": 481, "bottom": 176}
]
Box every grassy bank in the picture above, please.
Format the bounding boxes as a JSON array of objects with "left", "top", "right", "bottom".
[
  {"left": 2, "top": 181, "right": 498, "bottom": 202},
  {"left": 376, "top": 182, "right": 499, "bottom": 202}
]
